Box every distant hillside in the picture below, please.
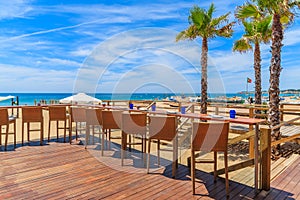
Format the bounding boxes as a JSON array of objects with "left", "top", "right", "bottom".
[{"left": 239, "top": 89, "right": 300, "bottom": 94}]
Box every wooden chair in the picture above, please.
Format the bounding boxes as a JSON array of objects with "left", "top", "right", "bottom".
[
  {"left": 147, "top": 115, "right": 178, "bottom": 178},
  {"left": 85, "top": 108, "right": 103, "bottom": 148},
  {"left": 101, "top": 110, "right": 122, "bottom": 156},
  {"left": 69, "top": 107, "right": 86, "bottom": 144},
  {"left": 22, "top": 106, "right": 44, "bottom": 145},
  {"left": 191, "top": 121, "right": 230, "bottom": 196},
  {"left": 48, "top": 106, "right": 68, "bottom": 142},
  {"left": 121, "top": 112, "right": 147, "bottom": 166},
  {"left": 0, "top": 108, "right": 16, "bottom": 150}
]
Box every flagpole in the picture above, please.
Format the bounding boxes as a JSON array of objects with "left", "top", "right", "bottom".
[{"left": 246, "top": 79, "right": 248, "bottom": 97}]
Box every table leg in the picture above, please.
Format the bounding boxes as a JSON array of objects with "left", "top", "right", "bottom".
[{"left": 254, "top": 123, "right": 259, "bottom": 191}]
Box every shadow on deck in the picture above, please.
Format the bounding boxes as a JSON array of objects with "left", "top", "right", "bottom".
[{"left": 1, "top": 142, "right": 299, "bottom": 199}]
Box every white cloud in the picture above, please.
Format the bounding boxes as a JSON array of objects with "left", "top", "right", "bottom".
[
  {"left": 209, "top": 51, "right": 254, "bottom": 72},
  {"left": 283, "top": 29, "right": 300, "bottom": 46},
  {"left": 41, "top": 58, "right": 82, "bottom": 68},
  {"left": 0, "top": 63, "right": 76, "bottom": 92},
  {"left": 0, "top": 0, "right": 33, "bottom": 20},
  {"left": 70, "top": 49, "right": 92, "bottom": 57}
]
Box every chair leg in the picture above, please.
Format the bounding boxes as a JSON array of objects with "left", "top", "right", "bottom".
[
  {"left": 147, "top": 139, "right": 151, "bottom": 173},
  {"left": 98, "top": 126, "right": 101, "bottom": 144},
  {"left": 48, "top": 120, "right": 51, "bottom": 142},
  {"left": 108, "top": 129, "right": 111, "bottom": 149},
  {"left": 191, "top": 149, "right": 196, "bottom": 194},
  {"left": 5, "top": 125, "right": 9, "bottom": 150},
  {"left": 69, "top": 121, "right": 72, "bottom": 144},
  {"left": 121, "top": 131, "right": 127, "bottom": 166},
  {"left": 143, "top": 136, "right": 146, "bottom": 166},
  {"left": 63, "top": 120, "right": 66, "bottom": 143},
  {"left": 128, "top": 135, "right": 132, "bottom": 152},
  {"left": 14, "top": 122, "right": 16, "bottom": 148},
  {"left": 101, "top": 129, "right": 105, "bottom": 156},
  {"left": 27, "top": 122, "right": 30, "bottom": 143},
  {"left": 0, "top": 126, "right": 2, "bottom": 147},
  {"left": 172, "top": 137, "right": 178, "bottom": 178},
  {"left": 40, "top": 121, "right": 43, "bottom": 146},
  {"left": 21, "top": 123, "right": 24, "bottom": 146},
  {"left": 143, "top": 136, "right": 147, "bottom": 153},
  {"left": 224, "top": 151, "right": 229, "bottom": 197},
  {"left": 92, "top": 125, "right": 95, "bottom": 145},
  {"left": 104, "top": 129, "right": 108, "bottom": 149},
  {"left": 85, "top": 124, "right": 89, "bottom": 149},
  {"left": 157, "top": 139, "right": 160, "bottom": 166},
  {"left": 214, "top": 151, "right": 217, "bottom": 182},
  {"left": 75, "top": 123, "right": 78, "bottom": 140},
  {"left": 56, "top": 121, "right": 59, "bottom": 140}
]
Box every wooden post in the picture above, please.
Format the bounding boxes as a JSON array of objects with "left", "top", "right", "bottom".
[
  {"left": 249, "top": 107, "right": 255, "bottom": 159},
  {"left": 191, "top": 104, "right": 195, "bottom": 113},
  {"left": 190, "top": 104, "right": 195, "bottom": 123},
  {"left": 260, "top": 127, "right": 271, "bottom": 191},
  {"left": 215, "top": 106, "right": 219, "bottom": 115},
  {"left": 280, "top": 104, "right": 284, "bottom": 122},
  {"left": 249, "top": 107, "right": 254, "bottom": 127}
]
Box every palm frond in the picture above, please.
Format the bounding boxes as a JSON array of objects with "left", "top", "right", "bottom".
[
  {"left": 176, "top": 31, "right": 187, "bottom": 42},
  {"left": 233, "top": 38, "right": 253, "bottom": 53},
  {"left": 189, "top": 6, "right": 205, "bottom": 27},
  {"left": 235, "top": 3, "right": 263, "bottom": 20},
  {"left": 207, "top": 3, "right": 215, "bottom": 21},
  {"left": 243, "top": 20, "right": 255, "bottom": 36},
  {"left": 216, "top": 22, "right": 235, "bottom": 38},
  {"left": 255, "top": 0, "right": 280, "bottom": 14},
  {"left": 211, "top": 12, "right": 230, "bottom": 27},
  {"left": 289, "top": 0, "right": 300, "bottom": 9},
  {"left": 176, "top": 26, "right": 198, "bottom": 41}
]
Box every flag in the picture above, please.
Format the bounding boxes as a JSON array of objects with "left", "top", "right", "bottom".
[{"left": 247, "top": 77, "right": 252, "bottom": 83}]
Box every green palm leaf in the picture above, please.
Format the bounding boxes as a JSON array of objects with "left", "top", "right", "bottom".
[
  {"left": 235, "top": 3, "right": 262, "bottom": 20},
  {"left": 233, "top": 38, "right": 252, "bottom": 53}
]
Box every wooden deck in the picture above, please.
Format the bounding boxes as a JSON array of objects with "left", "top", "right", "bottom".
[{"left": 0, "top": 142, "right": 299, "bottom": 200}]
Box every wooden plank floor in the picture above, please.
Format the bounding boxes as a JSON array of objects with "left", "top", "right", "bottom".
[{"left": 0, "top": 142, "right": 299, "bottom": 200}]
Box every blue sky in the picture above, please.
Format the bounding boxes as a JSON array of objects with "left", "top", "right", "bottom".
[{"left": 0, "top": 0, "right": 300, "bottom": 94}]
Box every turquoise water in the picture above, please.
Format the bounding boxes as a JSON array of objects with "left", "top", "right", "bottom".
[
  {"left": 0, "top": 92, "right": 257, "bottom": 106},
  {"left": 2, "top": 92, "right": 298, "bottom": 106}
]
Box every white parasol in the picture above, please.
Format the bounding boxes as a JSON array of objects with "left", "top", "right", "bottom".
[{"left": 59, "top": 93, "right": 102, "bottom": 104}]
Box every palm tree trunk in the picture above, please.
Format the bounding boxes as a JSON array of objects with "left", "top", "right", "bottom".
[
  {"left": 269, "top": 13, "right": 283, "bottom": 156},
  {"left": 254, "top": 42, "right": 262, "bottom": 106},
  {"left": 201, "top": 37, "right": 208, "bottom": 114}
]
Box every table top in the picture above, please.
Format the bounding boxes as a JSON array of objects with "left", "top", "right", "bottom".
[
  {"left": 107, "top": 107, "right": 266, "bottom": 125},
  {"left": 171, "top": 113, "right": 266, "bottom": 125}
]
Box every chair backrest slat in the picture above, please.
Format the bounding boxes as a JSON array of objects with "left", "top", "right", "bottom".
[
  {"left": 102, "top": 110, "right": 122, "bottom": 129},
  {"left": 70, "top": 107, "right": 86, "bottom": 122},
  {"left": 149, "top": 115, "right": 177, "bottom": 141},
  {"left": 49, "top": 106, "right": 67, "bottom": 121},
  {"left": 0, "top": 108, "right": 9, "bottom": 125},
  {"left": 122, "top": 112, "right": 147, "bottom": 135},
  {"left": 192, "top": 121, "right": 229, "bottom": 152},
  {"left": 22, "top": 107, "right": 43, "bottom": 123},
  {"left": 86, "top": 108, "right": 103, "bottom": 126}
]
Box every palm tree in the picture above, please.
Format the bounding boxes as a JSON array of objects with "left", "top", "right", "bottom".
[
  {"left": 233, "top": 4, "right": 272, "bottom": 105},
  {"left": 253, "top": 0, "right": 300, "bottom": 154},
  {"left": 176, "top": 3, "right": 234, "bottom": 114}
]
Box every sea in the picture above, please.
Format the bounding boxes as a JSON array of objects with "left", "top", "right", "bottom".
[{"left": 0, "top": 92, "right": 296, "bottom": 106}]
